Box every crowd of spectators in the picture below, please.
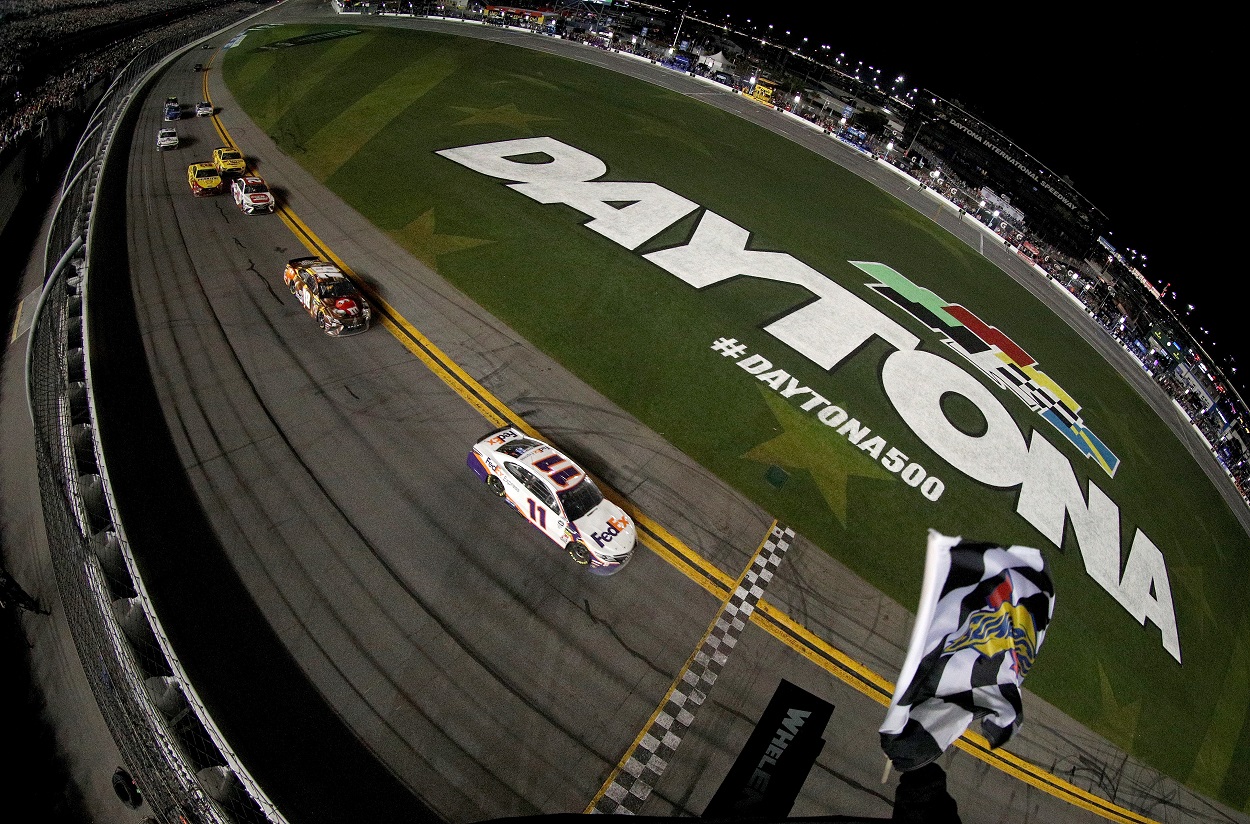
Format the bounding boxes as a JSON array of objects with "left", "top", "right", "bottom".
[{"left": 0, "top": 0, "right": 262, "bottom": 157}]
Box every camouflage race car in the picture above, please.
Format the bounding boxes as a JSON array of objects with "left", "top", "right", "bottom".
[
  {"left": 186, "top": 162, "right": 222, "bottom": 196},
  {"left": 468, "top": 426, "right": 636, "bottom": 574},
  {"left": 212, "top": 146, "right": 246, "bottom": 176},
  {"left": 282, "top": 257, "right": 370, "bottom": 336}
]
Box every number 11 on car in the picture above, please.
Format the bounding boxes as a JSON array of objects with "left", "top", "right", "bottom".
[{"left": 527, "top": 499, "right": 547, "bottom": 528}]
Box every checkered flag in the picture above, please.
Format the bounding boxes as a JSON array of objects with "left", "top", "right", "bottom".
[{"left": 880, "top": 530, "right": 1055, "bottom": 771}]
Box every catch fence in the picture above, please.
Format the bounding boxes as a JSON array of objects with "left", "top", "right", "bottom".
[{"left": 24, "top": 12, "right": 289, "bottom": 824}]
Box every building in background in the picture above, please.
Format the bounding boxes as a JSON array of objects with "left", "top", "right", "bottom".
[{"left": 901, "top": 92, "right": 1107, "bottom": 262}]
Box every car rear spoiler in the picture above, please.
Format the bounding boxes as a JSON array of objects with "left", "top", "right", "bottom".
[{"left": 474, "top": 424, "right": 521, "bottom": 442}]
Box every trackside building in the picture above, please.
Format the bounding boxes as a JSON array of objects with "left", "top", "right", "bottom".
[{"left": 902, "top": 92, "right": 1108, "bottom": 260}]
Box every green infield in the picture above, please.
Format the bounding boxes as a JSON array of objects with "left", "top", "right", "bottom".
[{"left": 223, "top": 24, "right": 1250, "bottom": 808}]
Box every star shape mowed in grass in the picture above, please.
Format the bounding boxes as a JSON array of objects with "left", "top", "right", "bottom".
[
  {"left": 744, "top": 389, "right": 894, "bottom": 525},
  {"left": 388, "top": 209, "right": 491, "bottom": 271},
  {"left": 451, "top": 103, "right": 559, "bottom": 132}
]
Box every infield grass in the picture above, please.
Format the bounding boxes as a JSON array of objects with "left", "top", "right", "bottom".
[{"left": 224, "top": 24, "right": 1250, "bottom": 808}]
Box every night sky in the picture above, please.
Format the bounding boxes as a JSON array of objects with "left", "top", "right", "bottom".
[{"left": 679, "top": 5, "right": 1235, "bottom": 393}]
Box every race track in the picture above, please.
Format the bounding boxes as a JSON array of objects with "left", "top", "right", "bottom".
[{"left": 92, "top": 2, "right": 1245, "bottom": 823}]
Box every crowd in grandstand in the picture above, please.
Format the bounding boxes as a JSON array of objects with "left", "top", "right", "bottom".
[{"left": 0, "top": 0, "right": 262, "bottom": 157}]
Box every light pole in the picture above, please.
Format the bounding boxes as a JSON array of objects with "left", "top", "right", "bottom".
[
  {"left": 904, "top": 119, "right": 927, "bottom": 155},
  {"left": 670, "top": 3, "right": 688, "bottom": 50}
]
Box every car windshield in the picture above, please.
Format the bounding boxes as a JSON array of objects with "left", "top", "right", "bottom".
[
  {"left": 243, "top": 182, "right": 268, "bottom": 194},
  {"left": 320, "top": 280, "right": 357, "bottom": 298},
  {"left": 557, "top": 478, "right": 603, "bottom": 521},
  {"left": 160, "top": 130, "right": 175, "bottom": 137},
  {"left": 219, "top": 151, "right": 241, "bottom": 161},
  {"left": 195, "top": 168, "right": 217, "bottom": 179}
]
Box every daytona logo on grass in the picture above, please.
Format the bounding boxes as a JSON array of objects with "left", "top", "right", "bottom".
[{"left": 438, "top": 136, "right": 1179, "bottom": 663}]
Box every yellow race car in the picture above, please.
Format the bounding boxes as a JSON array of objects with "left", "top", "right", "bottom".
[
  {"left": 187, "top": 162, "right": 223, "bottom": 196},
  {"left": 212, "top": 146, "right": 246, "bottom": 176}
]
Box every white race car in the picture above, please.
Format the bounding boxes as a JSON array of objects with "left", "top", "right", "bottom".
[
  {"left": 156, "top": 127, "right": 178, "bottom": 150},
  {"left": 231, "top": 175, "right": 274, "bottom": 214},
  {"left": 468, "top": 427, "right": 635, "bottom": 574}
]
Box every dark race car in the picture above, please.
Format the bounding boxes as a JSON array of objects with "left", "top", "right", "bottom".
[{"left": 282, "top": 257, "right": 371, "bottom": 336}]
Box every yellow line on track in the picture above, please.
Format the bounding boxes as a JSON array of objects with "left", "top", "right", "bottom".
[
  {"left": 9, "top": 299, "right": 23, "bottom": 343},
  {"left": 200, "top": 68, "right": 1161, "bottom": 824}
]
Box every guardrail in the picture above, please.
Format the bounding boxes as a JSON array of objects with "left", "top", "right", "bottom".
[{"left": 24, "top": 14, "right": 288, "bottom": 824}]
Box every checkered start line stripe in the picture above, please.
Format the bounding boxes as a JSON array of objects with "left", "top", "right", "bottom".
[{"left": 588, "top": 522, "right": 796, "bottom": 815}]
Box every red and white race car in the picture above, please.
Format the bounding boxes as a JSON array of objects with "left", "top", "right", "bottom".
[
  {"left": 231, "top": 175, "right": 274, "bottom": 214},
  {"left": 468, "top": 426, "right": 635, "bottom": 574}
]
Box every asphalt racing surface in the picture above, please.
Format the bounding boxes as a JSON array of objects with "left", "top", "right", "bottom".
[{"left": 90, "top": 2, "right": 1247, "bottom": 823}]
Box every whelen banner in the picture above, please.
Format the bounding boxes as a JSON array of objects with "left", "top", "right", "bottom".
[{"left": 703, "top": 679, "right": 835, "bottom": 818}]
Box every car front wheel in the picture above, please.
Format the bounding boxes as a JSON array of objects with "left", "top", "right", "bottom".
[
  {"left": 566, "top": 541, "right": 591, "bottom": 565},
  {"left": 486, "top": 475, "right": 505, "bottom": 497}
]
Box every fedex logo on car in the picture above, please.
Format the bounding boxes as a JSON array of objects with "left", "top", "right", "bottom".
[
  {"left": 592, "top": 516, "right": 631, "bottom": 548},
  {"left": 487, "top": 430, "right": 519, "bottom": 447}
]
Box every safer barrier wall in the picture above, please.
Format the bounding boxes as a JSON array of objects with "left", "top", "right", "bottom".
[{"left": 24, "top": 13, "right": 288, "bottom": 824}]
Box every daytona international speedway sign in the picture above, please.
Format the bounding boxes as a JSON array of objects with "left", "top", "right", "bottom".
[{"left": 436, "top": 137, "right": 1182, "bottom": 663}]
